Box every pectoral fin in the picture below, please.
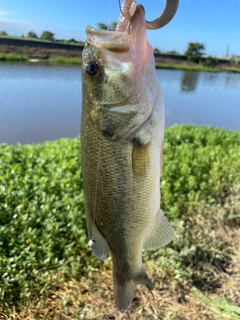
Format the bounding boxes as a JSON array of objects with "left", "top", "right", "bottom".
[
  {"left": 144, "top": 210, "right": 174, "bottom": 251},
  {"left": 132, "top": 117, "right": 160, "bottom": 177},
  {"left": 134, "top": 117, "right": 157, "bottom": 146},
  {"left": 132, "top": 142, "right": 149, "bottom": 177},
  {"left": 85, "top": 209, "right": 109, "bottom": 261}
]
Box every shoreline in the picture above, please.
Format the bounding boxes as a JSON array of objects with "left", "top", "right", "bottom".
[{"left": 0, "top": 52, "right": 240, "bottom": 73}]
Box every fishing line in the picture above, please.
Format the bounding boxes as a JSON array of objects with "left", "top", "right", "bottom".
[
  {"left": 118, "top": 0, "right": 124, "bottom": 16},
  {"left": 89, "top": 0, "right": 113, "bottom": 244}
]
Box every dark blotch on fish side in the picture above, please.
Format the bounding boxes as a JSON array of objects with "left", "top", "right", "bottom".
[{"left": 102, "top": 130, "right": 115, "bottom": 138}]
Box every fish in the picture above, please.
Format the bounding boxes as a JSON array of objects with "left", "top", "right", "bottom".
[{"left": 81, "top": 4, "right": 174, "bottom": 313}]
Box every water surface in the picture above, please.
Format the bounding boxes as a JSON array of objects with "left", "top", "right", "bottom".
[
  {"left": 0, "top": 63, "right": 239, "bottom": 144},
  {"left": 0, "top": 64, "right": 81, "bottom": 144},
  {"left": 159, "top": 70, "right": 240, "bottom": 130}
]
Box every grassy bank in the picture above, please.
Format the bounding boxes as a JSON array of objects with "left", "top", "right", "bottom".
[
  {"left": 156, "top": 63, "right": 240, "bottom": 73},
  {"left": 0, "top": 52, "right": 28, "bottom": 62},
  {"left": 0, "top": 53, "right": 81, "bottom": 65},
  {"left": 48, "top": 56, "right": 82, "bottom": 65},
  {"left": 1, "top": 51, "right": 240, "bottom": 73},
  {"left": 0, "top": 125, "right": 240, "bottom": 319}
]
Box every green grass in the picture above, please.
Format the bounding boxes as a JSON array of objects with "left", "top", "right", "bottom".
[
  {"left": 192, "top": 289, "right": 240, "bottom": 320},
  {"left": 156, "top": 63, "right": 240, "bottom": 73},
  {"left": 0, "top": 53, "right": 81, "bottom": 64},
  {"left": 0, "top": 53, "right": 28, "bottom": 62},
  {"left": 0, "top": 125, "right": 240, "bottom": 317},
  {"left": 48, "top": 56, "right": 82, "bottom": 65}
]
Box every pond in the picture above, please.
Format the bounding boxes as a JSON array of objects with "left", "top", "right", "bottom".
[{"left": 0, "top": 63, "right": 239, "bottom": 144}]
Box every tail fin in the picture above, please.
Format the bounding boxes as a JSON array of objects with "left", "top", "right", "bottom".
[
  {"left": 113, "top": 266, "right": 153, "bottom": 313},
  {"left": 114, "top": 278, "right": 136, "bottom": 313}
]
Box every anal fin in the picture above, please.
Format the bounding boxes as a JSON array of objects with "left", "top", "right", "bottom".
[
  {"left": 85, "top": 209, "right": 109, "bottom": 261},
  {"left": 144, "top": 210, "right": 174, "bottom": 251}
]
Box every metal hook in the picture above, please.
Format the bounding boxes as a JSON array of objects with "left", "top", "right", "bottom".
[{"left": 146, "top": 0, "right": 179, "bottom": 30}]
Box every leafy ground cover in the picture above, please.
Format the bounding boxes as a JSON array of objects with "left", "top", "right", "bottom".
[{"left": 0, "top": 125, "right": 240, "bottom": 319}]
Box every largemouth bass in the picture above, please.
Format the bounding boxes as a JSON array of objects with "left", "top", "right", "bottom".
[{"left": 81, "top": 4, "right": 174, "bottom": 312}]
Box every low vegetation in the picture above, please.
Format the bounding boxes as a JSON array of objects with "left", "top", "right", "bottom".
[
  {"left": 0, "top": 125, "right": 240, "bottom": 319},
  {"left": 0, "top": 53, "right": 82, "bottom": 65},
  {"left": 156, "top": 64, "right": 240, "bottom": 73},
  {"left": 0, "top": 53, "right": 28, "bottom": 62},
  {"left": 48, "top": 56, "right": 82, "bottom": 65},
  {"left": 0, "top": 52, "right": 239, "bottom": 73}
]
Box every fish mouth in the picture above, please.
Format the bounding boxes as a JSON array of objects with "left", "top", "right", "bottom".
[
  {"left": 86, "top": 5, "right": 147, "bottom": 54},
  {"left": 86, "top": 25, "right": 131, "bottom": 53}
]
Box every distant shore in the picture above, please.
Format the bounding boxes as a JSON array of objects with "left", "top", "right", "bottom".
[
  {"left": 1, "top": 36, "right": 240, "bottom": 73},
  {"left": 1, "top": 52, "right": 240, "bottom": 74}
]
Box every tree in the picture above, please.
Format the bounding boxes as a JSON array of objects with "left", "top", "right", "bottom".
[
  {"left": 97, "top": 22, "right": 117, "bottom": 31},
  {"left": 111, "top": 22, "right": 117, "bottom": 30},
  {"left": 67, "top": 38, "right": 77, "bottom": 43},
  {"left": 0, "top": 31, "right": 8, "bottom": 36},
  {"left": 154, "top": 48, "right": 161, "bottom": 54},
  {"left": 27, "top": 31, "right": 38, "bottom": 39},
  {"left": 165, "top": 50, "right": 179, "bottom": 55},
  {"left": 40, "top": 31, "right": 54, "bottom": 41},
  {"left": 185, "top": 42, "right": 205, "bottom": 62},
  {"left": 202, "top": 56, "right": 219, "bottom": 68}
]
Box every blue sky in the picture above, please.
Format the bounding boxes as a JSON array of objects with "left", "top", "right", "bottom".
[{"left": 0, "top": 0, "right": 239, "bottom": 57}]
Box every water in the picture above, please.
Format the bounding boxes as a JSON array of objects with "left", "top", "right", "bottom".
[
  {"left": 161, "top": 70, "right": 240, "bottom": 130},
  {"left": 0, "top": 63, "right": 239, "bottom": 144}
]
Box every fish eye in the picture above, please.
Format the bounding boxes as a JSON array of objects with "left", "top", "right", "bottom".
[{"left": 85, "top": 61, "right": 102, "bottom": 78}]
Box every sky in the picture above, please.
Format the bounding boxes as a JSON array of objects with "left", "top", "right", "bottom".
[{"left": 0, "top": 0, "right": 239, "bottom": 57}]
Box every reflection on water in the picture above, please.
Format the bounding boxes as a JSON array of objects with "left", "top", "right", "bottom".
[
  {"left": 199, "top": 72, "right": 240, "bottom": 92},
  {"left": 157, "top": 69, "right": 240, "bottom": 130},
  {"left": 225, "top": 73, "right": 240, "bottom": 90},
  {"left": 0, "top": 63, "right": 239, "bottom": 144},
  {"left": 181, "top": 71, "right": 200, "bottom": 92}
]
